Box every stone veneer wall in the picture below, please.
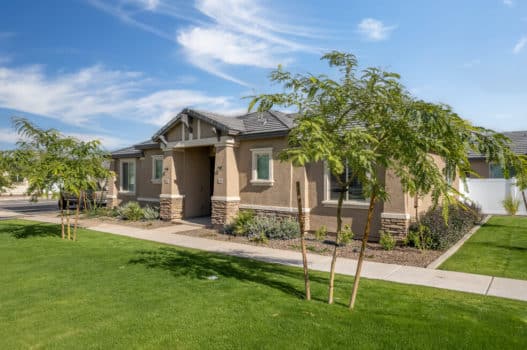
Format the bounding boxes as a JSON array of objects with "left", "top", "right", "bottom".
[
  {"left": 380, "top": 213, "right": 410, "bottom": 239},
  {"left": 160, "top": 197, "right": 184, "bottom": 221},
  {"left": 211, "top": 200, "right": 240, "bottom": 226}
]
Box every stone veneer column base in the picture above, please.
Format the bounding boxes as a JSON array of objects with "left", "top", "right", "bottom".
[
  {"left": 211, "top": 199, "right": 240, "bottom": 226},
  {"left": 380, "top": 212, "right": 410, "bottom": 240},
  {"left": 106, "top": 195, "right": 120, "bottom": 208},
  {"left": 160, "top": 196, "right": 184, "bottom": 221}
]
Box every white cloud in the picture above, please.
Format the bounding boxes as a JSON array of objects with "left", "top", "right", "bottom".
[
  {"left": 0, "top": 127, "right": 128, "bottom": 150},
  {"left": 88, "top": 0, "right": 319, "bottom": 86},
  {"left": 513, "top": 36, "right": 527, "bottom": 54},
  {"left": 503, "top": 0, "right": 514, "bottom": 7},
  {"left": 0, "top": 63, "right": 237, "bottom": 128},
  {"left": 357, "top": 18, "right": 396, "bottom": 41}
]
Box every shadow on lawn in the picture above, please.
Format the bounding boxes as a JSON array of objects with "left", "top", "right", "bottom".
[
  {"left": 129, "top": 247, "right": 329, "bottom": 300},
  {"left": 470, "top": 241, "right": 527, "bottom": 252},
  {"left": 0, "top": 222, "right": 61, "bottom": 239}
]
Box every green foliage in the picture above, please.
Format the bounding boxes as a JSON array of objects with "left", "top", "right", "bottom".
[
  {"left": 379, "top": 231, "right": 396, "bottom": 251},
  {"left": 117, "top": 202, "right": 144, "bottom": 221},
  {"left": 339, "top": 224, "right": 354, "bottom": 246},
  {"left": 502, "top": 196, "right": 520, "bottom": 216},
  {"left": 84, "top": 207, "right": 116, "bottom": 218},
  {"left": 142, "top": 206, "right": 160, "bottom": 220},
  {"left": 224, "top": 210, "right": 256, "bottom": 236},
  {"left": 417, "top": 202, "right": 483, "bottom": 250},
  {"left": 405, "top": 225, "right": 433, "bottom": 250},
  {"left": 224, "top": 211, "right": 300, "bottom": 240},
  {"left": 246, "top": 216, "right": 300, "bottom": 240},
  {"left": 314, "top": 225, "right": 328, "bottom": 241}
]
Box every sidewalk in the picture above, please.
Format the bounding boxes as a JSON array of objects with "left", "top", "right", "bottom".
[{"left": 15, "top": 213, "right": 527, "bottom": 303}]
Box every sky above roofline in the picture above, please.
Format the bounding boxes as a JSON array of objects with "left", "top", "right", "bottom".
[{"left": 0, "top": 0, "right": 526, "bottom": 150}]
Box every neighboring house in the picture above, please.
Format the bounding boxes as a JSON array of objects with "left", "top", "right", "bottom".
[
  {"left": 463, "top": 131, "right": 527, "bottom": 215},
  {"left": 109, "top": 108, "right": 439, "bottom": 240}
]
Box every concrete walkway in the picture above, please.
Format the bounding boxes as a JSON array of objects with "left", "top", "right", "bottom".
[{"left": 8, "top": 212, "right": 527, "bottom": 303}]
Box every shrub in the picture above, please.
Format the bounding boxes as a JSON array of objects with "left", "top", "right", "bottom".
[
  {"left": 246, "top": 216, "right": 300, "bottom": 240},
  {"left": 142, "top": 205, "right": 160, "bottom": 220},
  {"left": 84, "top": 206, "right": 114, "bottom": 218},
  {"left": 502, "top": 196, "right": 520, "bottom": 216},
  {"left": 224, "top": 210, "right": 256, "bottom": 236},
  {"left": 417, "top": 201, "right": 482, "bottom": 250},
  {"left": 379, "top": 231, "right": 396, "bottom": 250},
  {"left": 314, "top": 225, "right": 328, "bottom": 241},
  {"left": 339, "top": 224, "right": 354, "bottom": 246},
  {"left": 117, "top": 201, "right": 144, "bottom": 221},
  {"left": 405, "top": 224, "right": 432, "bottom": 250}
]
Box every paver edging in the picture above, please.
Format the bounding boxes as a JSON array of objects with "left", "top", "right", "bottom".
[{"left": 426, "top": 215, "right": 491, "bottom": 269}]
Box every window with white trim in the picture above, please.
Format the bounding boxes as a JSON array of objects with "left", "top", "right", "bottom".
[
  {"left": 120, "top": 159, "right": 136, "bottom": 193},
  {"left": 323, "top": 162, "right": 366, "bottom": 205},
  {"left": 152, "top": 155, "right": 163, "bottom": 182},
  {"left": 250, "top": 148, "right": 273, "bottom": 185}
]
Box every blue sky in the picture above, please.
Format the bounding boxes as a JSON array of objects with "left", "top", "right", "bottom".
[{"left": 0, "top": 0, "right": 526, "bottom": 150}]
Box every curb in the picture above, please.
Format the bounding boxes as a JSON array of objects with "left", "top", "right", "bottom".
[{"left": 426, "top": 215, "right": 492, "bottom": 269}]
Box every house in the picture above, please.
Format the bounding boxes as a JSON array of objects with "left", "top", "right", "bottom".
[
  {"left": 462, "top": 131, "right": 527, "bottom": 215},
  {"left": 109, "top": 108, "right": 439, "bottom": 240}
]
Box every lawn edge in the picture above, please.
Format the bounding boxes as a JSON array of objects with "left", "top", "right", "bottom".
[{"left": 427, "top": 215, "right": 492, "bottom": 269}]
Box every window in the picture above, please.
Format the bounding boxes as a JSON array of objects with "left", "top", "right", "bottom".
[
  {"left": 323, "top": 162, "right": 366, "bottom": 207},
  {"left": 120, "top": 159, "right": 136, "bottom": 193},
  {"left": 490, "top": 163, "right": 516, "bottom": 179},
  {"left": 152, "top": 156, "right": 163, "bottom": 182},
  {"left": 250, "top": 148, "right": 273, "bottom": 185}
]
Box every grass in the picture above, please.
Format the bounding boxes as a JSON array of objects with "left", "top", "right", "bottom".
[
  {"left": 0, "top": 219, "right": 526, "bottom": 349},
  {"left": 440, "top": 216, "right": 527, "bottom": 280}
]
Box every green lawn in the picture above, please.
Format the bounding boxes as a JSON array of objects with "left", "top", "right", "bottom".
[
  {"left": 0, "top": 220, "right": 526, "bottom": 349},
  {"left": 440, "top": 216, "right": 527, "bottom": 280}
]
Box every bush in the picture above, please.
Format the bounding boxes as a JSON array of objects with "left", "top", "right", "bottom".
[
  {"left": 117, "top": 201, "right": 144, "bottom": 221},
  {"left": 314, "top": 225, "right": 328, "bottom": 241},
  {"left": 502, "top": 196, "right": 520, "bottom": 216},
  {"left": 84, "top": 206, "right": 115, "bottom": 218},
  {"left": 224, "top": 210, "right": 256, "bottom": 236},
  {"left": 142, "top": 205, "right": 160, "bottom": 220},
  {"left": 417, "top": 201, "right": 482, "bottom": 250},
  {"left": 339, "top": 224, "right": 354, "bottom": 246},
  {"left": 379, "top": 231, "right": 396, "bottom": 250},
  {"left": 246, "top": 216, "right": 300, "bottom": 240},
  {"left": 405, "top": 224, "right": 432, "bottom": 250}
]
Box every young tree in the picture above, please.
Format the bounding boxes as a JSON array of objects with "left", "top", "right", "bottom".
[
  {"left": 13, "top": 118, "right": 112, "bottom": 241},
  {"left": 249, "top": 51, "right": 527, "bottom": 308}
]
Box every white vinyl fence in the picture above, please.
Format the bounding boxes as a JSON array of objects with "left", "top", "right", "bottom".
[{"left": 460, "top": 178, "right": 527, "bottom": 215}]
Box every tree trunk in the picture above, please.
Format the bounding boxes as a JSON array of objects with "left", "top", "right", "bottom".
[
  {"left": 60, "top": 198, "right": 65, "bottom": 240},
  {"left": 296, "top": 181, "right": 311, "bottom": 301},
  {"left": 349, "top": 193, "right": 376, "bottom": 310},
  {"left": 66, "top": 198, "right": 71, "bottom": 240},
  {"left": 522, "top": 191, "right": 527, "bottom": 214},
  {"left": 73, "top": 193, "right": 81, "bottom": 241},
  {"left": 328, "top": 188, "right": 346, "bottom": 304}
]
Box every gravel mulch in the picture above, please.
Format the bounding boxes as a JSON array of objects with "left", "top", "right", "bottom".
[{"left": 175, "top": 228, "right": 444, "bottom": 267}]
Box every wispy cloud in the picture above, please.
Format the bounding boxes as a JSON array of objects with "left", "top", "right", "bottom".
[
  {"left": 503, "top": 0, "right": 514, "bottom": 7},
  {"left": 87, "top": 0, "right": 320, "bottom": 86},
  {"left": 0, "top": 63, "right": 238, "bottom": 129},
  {"left": 357, "top": 18, "right": 396, "bottom": 41},
  {"left": 513, "top": 36, "right": 527, "bottom": 54}
]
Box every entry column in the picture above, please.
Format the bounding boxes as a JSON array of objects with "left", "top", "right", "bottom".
[
  {"left": 211, "top": 140, "right": 240, "bottom": 226},
  {"left": 160, "top": 149, "right": 185, "bottom": 220}
]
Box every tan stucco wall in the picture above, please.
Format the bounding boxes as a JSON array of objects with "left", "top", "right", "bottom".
[
  {"left": 114, "top": 149, "right": 163, "bottom": 205},
  {"left": 237, "top": 137, "right": 298, "bottom": 208},
  {"left": 469, "top": 159, "right": 490, "bottom": 178},
  {"left": 136, "top": 149, "right": 163, "bottom": 200}
]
